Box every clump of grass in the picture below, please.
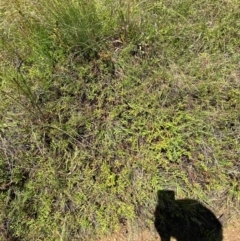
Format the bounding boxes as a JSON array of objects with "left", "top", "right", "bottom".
[{"left": 1, "top": 0, "right": 240, "bottom": 240}]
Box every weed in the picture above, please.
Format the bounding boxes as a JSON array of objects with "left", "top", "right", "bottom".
[{"left": 1, "top": 0, "right": 240, "bottom": 240}]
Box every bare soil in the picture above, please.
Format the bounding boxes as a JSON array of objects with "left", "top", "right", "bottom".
[{"left": 98, "top": 219, "right": 239, "bottom": 241}]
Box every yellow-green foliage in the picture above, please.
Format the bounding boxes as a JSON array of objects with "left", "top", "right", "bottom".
[{"left": 0, "top": 0, "right": 240, "bottom": 240}]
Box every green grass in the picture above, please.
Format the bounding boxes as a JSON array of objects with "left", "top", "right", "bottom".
[{"left": 1, "top": 0, "right": 240, "bottom": 240}]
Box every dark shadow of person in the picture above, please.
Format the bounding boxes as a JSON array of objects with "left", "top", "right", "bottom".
[{"left": 154, "top": 190, "right": 223, "bottom": 241}]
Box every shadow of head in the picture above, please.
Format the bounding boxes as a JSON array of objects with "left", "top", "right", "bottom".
[{"left": 154, "top": 190, "right": 223, "bottom": 241}]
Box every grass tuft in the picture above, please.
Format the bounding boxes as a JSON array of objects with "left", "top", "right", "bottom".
[{"left": 1, "top": 0, "right": 240, "bottom": 240}]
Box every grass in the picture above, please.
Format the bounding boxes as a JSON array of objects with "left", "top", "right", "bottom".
[{"left": 0, "top": 0, "right": 240, "bottom": 240}]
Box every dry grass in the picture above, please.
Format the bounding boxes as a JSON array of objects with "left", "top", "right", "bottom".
[{"left": 0, "top": 0, "right": 240, "bottom": 240}]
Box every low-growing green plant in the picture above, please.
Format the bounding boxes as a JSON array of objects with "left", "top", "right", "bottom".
[{"left": 1, "top": 0, "right": 240, "bottom": 240}]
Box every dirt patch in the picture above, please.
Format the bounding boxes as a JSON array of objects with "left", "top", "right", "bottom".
[{"left": 223, "top": 219, "right": 240, "bottom": 241}]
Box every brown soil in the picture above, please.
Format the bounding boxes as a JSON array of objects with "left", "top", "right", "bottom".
[{"left": 98, "top": 219, "right": 239, "bottom": 241}]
